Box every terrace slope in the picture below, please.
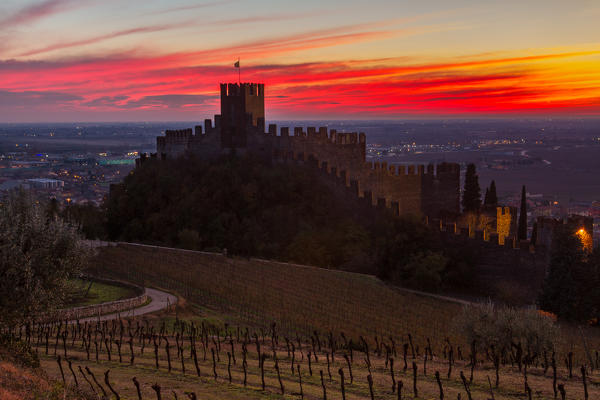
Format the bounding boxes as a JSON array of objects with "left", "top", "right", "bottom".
[
  {"left": 89, "top": 243, "right": 599, "bottom": 362},
  {"left": 91, "top": 244, "right": 461, "bottom": 341}
]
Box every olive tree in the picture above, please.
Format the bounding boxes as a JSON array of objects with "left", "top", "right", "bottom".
[
  {"left": 454, "top": 301, "right": 557, "bottom": 356},
  {"left": 0, "top": 190, "right": 91, "bottom": 326}
]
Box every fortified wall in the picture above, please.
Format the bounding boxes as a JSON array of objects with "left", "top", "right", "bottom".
[
  {"left": 425, "top": 216, "right": 548, "bottom": 303},
  {"left": 147, "top": 82, "right": 461, "bottom": 218}
]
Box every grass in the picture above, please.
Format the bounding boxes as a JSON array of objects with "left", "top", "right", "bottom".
[
  {"left": 0, "top": 345, "right": 91, "bottom": 400},
  {"left": 64, "top": 279, "right": 139, "bottom": 308}
]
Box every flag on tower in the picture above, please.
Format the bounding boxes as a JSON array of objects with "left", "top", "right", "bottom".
[{"left": 234, "top": 59, "right": 240, "bottom": 68}]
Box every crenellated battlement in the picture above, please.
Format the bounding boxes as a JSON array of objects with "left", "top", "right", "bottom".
[
  {"left": 147, "top": 82, "right": 461, "bottom": 218},
  {"left": 164, "top": 128, "right": 193, "bottom": 138},
  {"left": 221, "top": 82, "right": 264, "bottom": 97},
  {"left": 364, "top": 161, "right": 459, "bottom": 177},
  {"left": 424, "top": 216, "right": 539, "bottom": 253}
]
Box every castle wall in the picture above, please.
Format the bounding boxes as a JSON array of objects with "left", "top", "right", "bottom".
[
  {"left": 149, "top": 83, "right": 462, "bottom": 218},
  {"left": 427, "top": 218, "right": 548, "bottom": 303},
  {"left": 153, "top": 121, "right": 461, "bottom": 217},
  {"left": 423, "top": 163, "right": 461, "bottom": 217},
  {"left": 157, "top": 129, "right": 193, "bottom": 159}
]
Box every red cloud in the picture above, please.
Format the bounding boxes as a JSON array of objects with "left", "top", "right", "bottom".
[{"left": 1, "top": 47, "right": 599, "bottom": 120}]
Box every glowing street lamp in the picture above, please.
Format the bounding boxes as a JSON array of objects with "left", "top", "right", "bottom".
[{"left": 575, "top": 227, "right": 592, "bottom": 251}]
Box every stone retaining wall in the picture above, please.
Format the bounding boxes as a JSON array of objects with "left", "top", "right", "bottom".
[
  {"left": 52, "top": 277, "right": 147, "bottom": 321},
  {"left": 56, "top": 291, "right": 148, "bottom": 321}
]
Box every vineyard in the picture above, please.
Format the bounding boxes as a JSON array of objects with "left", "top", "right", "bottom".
[
  {"left": 23, "top": 243, "right": 600, "bottom": 399},
  {"left": 89, "top": 244, "right": 464, "bottom": 342}
]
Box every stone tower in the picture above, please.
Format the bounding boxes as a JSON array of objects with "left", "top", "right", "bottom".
[{"left": 220, "top": 83, "right": 265, "bottom": 151}]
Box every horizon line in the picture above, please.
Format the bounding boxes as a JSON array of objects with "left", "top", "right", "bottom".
[{"left": 2, "top": 116, "right": 600, "bottom": 124}]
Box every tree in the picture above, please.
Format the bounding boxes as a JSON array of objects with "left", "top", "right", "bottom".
[
  {"left": 584, "top": 249, "right": 600, "bottom": 323},
  {"left": 403, "top": 252, "right": 448, "bottom": 292},
  {"left": 538, "top": 223, "right": 600, "bottom": 322},
  {"left": 483, "top": 188, "right": 490, "bottom": 205},
  {"left": 537, "top": 224, "right": 584, "bottom": 320},
  {"left": 462, "top": 164, "right": 481, "bottom": 212},
  {"left": 518, "top": 185, "right": 527, "bottom": 240},
  {"left": 0, "top": 190, "right": 90, "bottom": 327},
  {"left": 62, "top": 202, "right": 107, "bottom": 240},
  {"left": 488, "top": 181, "right": 498, "bottom": 205},
  {"left": 530, "top": 222, "right": 538, "bottom": 246}
]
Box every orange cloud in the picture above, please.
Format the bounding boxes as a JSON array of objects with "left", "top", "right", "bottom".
[{"left": 1, "top": 46, "right": 600, "bottom": 120}]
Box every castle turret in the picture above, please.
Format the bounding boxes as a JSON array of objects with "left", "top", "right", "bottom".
[{"left": 220, "top": 83, "right": 265, "bottom": 150}]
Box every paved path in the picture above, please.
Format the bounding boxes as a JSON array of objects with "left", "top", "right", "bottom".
[
  {"left": 73, "top": 287, "right": 178, "bottom": 323},
  {"left": 389, "top": 284, "right": 474, "bottom": 306}
]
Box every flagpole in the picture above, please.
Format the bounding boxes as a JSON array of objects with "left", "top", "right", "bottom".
[{"left": 238, "top": 57, "right": 240, "bottom": 84}]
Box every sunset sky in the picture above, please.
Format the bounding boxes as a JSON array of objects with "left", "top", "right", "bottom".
[{"left": 1, "top": 0, "right": 600, "bottom": 121}]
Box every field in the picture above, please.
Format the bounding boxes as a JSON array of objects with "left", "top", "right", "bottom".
[{"left": 30, "top": 243, "right": 600, "bottom": 399}]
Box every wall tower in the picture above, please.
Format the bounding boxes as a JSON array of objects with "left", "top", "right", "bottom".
[{"left": 220, "top": 83, "right": 265, "bottom": 151}]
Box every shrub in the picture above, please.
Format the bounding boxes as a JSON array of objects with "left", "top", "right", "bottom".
[{"left": 0, "top": 335, "right": 40, "bottom": 368}]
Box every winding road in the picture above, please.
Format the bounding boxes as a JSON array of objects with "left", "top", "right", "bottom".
[{"left": 72, "top": 287, "right": 178, "bottom": 323}]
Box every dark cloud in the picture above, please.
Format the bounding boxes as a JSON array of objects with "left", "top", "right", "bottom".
[
  {"left": 0, "top": 90, "right": 82, "bottom": 107},
  {"left": 1, "top": 0, "right": 77, "bottom": 27},
  {"left": 122, "top": 94, "right": 215, "bottom": 109},
  {"left": 17, "top": 10, "right": 320, "bottom": 57},
  {"left": 19, "top": 22, "right": 198, "bottom": 57},
  {"left": 81, "top": 94, "right": 215, "bottom": 109},
  {"left": 145, "top": 0, "right": 236, "bottom": 16},
  {"left": 81, "top": 95, "right": 130, "bottom": 107}
]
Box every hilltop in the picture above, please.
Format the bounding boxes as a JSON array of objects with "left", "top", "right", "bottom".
[{"left": 103, "top": 155, "right": 476, "bottom": 293}]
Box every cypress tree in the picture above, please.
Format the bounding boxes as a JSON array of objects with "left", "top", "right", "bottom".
[
  {"left": 530, "top": 222, "right": 538, "bottom": 246},
  {"left": 537, "top": 224, "right": 583, "bottom": 319},
  {"left": 483, "top": 188, "right": 490, "bottom": 206},
  {"left": 484, "top": 181, "right": 498, "bottom": 207},
  {"left": 462, "top": 164, "right": 481, "bottom": 212},
  {"left": 488, "top": 180, "right": 498, "bottom": 205},
  {"left": 518, "top": 185, "right": 527, "bottom": 240}
]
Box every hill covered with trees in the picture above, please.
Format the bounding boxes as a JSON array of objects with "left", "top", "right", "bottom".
[{"left": 103, "top": 155, "right": 475, "bottom": 291}]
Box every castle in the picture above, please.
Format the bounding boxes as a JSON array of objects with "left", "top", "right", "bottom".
[
  {"left": 138, "top": 82, "right": 598, "bottom": 302},
  {"left": 143, "top": 83, "right": 561, "bottom": 248},
  {"left": 149, "top": 83, "right": 461, "bottom": 218}
]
